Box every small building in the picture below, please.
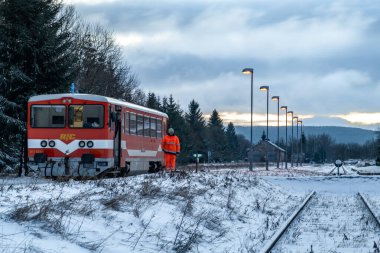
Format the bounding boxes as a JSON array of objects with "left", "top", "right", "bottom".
[{"left": 251, "top": 140, "right": 286, "bottom": 163}]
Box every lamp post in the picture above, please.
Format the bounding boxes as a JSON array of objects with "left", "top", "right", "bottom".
[
  {"left": 259, "top": 86, "right": 270, "bottom": 140},
  {"left": 287, "top": 111, "right": 294, "bottom": 167},
  {"left": 242, "top": 68, "right": 254, "bottom": 171},
  {"left": 259, "top": 85, "right": 269, "bottom": 170},
  {"left": 293, "top": 116, "right": 299, "bottom": 167},
  {"left": 298, "top": 120, "right": 303, "bottom": 166},
  {"left": 272, "top": 96, "right": 280, "bottom": 168},
  {"left": 280, "top": 106, "right": 288, "bottom": 169}
]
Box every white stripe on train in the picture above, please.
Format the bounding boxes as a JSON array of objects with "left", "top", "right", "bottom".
[{"left": 28, "top": 139, "right": 160, "bottom": 157}]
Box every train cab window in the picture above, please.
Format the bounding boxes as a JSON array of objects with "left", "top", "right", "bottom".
[
  {"left": 137, "top": 115, "right": 144, "bottom": 136},
  {"left": 31, "top": 105, "right": 66, "bottom": 128},
  {"left": 150, "top": 118, "right": 157, "bottom": 138},
  {"left": 144, "top": 116, "right": 150, "bottom": 137},
  {"left": 69, "top": 105, "right": 104, "bottom": 128},
  {"left": 130, "top": 113, "right": 137, "bottom": 135},
  {"left": 157, "top": 119, "right": 162, "bottom": 138}
]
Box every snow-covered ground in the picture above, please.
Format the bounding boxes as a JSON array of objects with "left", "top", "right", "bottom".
[{"left": 1, "top": 164, "right": 380, "bottom": 252}]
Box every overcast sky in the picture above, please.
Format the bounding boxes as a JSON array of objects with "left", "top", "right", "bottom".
[{"left": 65, "top": 0, "right": 380, "bottom": 130}]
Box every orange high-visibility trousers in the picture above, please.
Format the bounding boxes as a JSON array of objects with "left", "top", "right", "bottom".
[{"left": 165, "top": 153, "right": 176, "bottom": 172}]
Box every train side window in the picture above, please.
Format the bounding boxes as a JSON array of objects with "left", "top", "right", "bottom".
[
  {"left": 108, "top": 106, "right": 111, "bottom": 129},
  {"left": 121, "top": 111, "right": 124, "bottom": 133},
  {"left": 125, "top": 112, "right": 129, "bottom": 134},
  {"left": 137, "top": 115, "right": 144, "bottom": 136},
  {"left": 130, "top": 113, "right": 137, "bottom": 135},
  {"left": 144, "top": 116, "right": 150, "bottom": 137},
  {"left": 150, "top": 118, "right": 157, "bottom": 138},
  {"left": 157, "top": 119, "right": 162, "bottom": 138}
]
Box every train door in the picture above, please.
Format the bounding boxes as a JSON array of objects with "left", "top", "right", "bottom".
[
  {"left": 111, "top": 105, "right": 122, "bottom": 169},
  {"left": 115, "top": 105, "right": 122, "bottom": 168}
]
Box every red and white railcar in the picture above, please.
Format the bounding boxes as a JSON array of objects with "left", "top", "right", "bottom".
[{"left": 27, "top": 94, "right": 168, "bottom": 177}]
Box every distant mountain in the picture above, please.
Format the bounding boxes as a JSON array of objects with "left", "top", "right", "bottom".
[{"left": 235, "top": 126, "right": 376, "bottom": 145}]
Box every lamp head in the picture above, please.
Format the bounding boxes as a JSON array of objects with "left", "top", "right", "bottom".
[
  {"left": 287, "top": 110, "right": 293, "bottom": 115},
  {"left": 271, "top": 96, "right": 279, "bottom": 101},
  {"left": 259, "top": 85, "right": 269, "bottom": 91},
  {"left": 280, "top": 106, "right": 287, "bottom": 110},
  {"left": 293, "top": 116, "right": 298, "bottom": 120},
  {"left": 242, "top": 68, "right": 254, "bottom": 75}
]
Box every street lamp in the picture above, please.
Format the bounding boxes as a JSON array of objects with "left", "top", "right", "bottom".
[
  {"left": 293, "top": 116, "right": 299, "bottom": 167},
  {"left": 259, "top": 86, "right": 269, "bottom": 140},
  {"left": 272, "top": 96, "right": 280, "bottom": 168},
  {"left": 242, "top": 68, "right": 254, "bottom": 171},
  {"left": 287, "top": 111, "right": 294, "bottom": 167},
  {"left": 259, "top": 85, "right": 269, "bottom": 170},
  {"left": 280, "top": 106, "right": 288, "bottom": 169},
  {"left": 298, "top": 120, "right": 303, "bottom": 166}
]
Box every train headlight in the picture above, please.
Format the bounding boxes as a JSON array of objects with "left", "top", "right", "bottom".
[
  {"left": 48, "top": 140, "right": 56, "bottom": 147},
  {"left": 40, "top": 140, "right": 48, "bottom": 147},
  {"left": 79, "top": 141, "right": 86, "bottom": 148},
  {"left": 87, "top": 141, "right": 94, "bottom": 148}
]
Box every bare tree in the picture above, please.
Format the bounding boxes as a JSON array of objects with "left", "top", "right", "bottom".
[{"left": 72, "top": 22, "right": 140, "bottom": 101}]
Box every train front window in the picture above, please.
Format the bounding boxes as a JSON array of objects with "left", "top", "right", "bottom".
[
  {"left": 69, "top": 105, "right": 104, "bottom": 128},
  {"left": 31, "top": 105, "right": 65, "bottom": 128}
]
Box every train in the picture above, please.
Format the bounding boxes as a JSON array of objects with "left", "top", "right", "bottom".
[{"left": 27, "top": 93, "right": 168, "bottom": 177}]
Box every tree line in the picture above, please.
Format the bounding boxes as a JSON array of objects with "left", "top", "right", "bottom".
[
  {"left": 284, "top": 133, "right": 379, "bottom": 164},
  {"left": 146, "top": 93, "right": 250, "bottom": 164},
  {"left": 0, "top": 0, "right": 248, "bottom": 172}
]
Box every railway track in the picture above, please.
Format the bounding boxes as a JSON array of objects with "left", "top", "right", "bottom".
[{"left": 261, "top": 192, "right": 380, "bottom": 253}]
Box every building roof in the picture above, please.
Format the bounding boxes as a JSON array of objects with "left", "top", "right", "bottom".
[
  {"left": 254, "top": 140, "right": 286, "bottom": 152},
  {"left": 29, "top": 93, "right": 168, "bottom": 118}
]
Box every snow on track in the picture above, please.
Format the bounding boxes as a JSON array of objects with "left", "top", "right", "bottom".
[{"left": 272, "top": 193, "right": 380, "bottom": 253}]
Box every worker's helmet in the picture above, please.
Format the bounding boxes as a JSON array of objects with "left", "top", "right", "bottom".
[{"left": 168, "top": 128, "right": 174, "bottom": 135}]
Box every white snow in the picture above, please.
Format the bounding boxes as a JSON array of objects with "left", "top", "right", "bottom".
[{"left": 1, "top": 164, "right": 380, "bottom": 252}]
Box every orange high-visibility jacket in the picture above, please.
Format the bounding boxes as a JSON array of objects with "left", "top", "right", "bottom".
[{"left": 162, "top": 134, "right": 180, "bottom": 155}]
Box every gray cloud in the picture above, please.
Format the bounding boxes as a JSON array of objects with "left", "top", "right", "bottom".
[{"left": 66, "top": 0, "right": 380, "bottom": 128}]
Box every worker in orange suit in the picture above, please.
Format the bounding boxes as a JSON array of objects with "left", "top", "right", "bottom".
[{"left": 162, "top": 128, "right": 180, "bottom": 174}]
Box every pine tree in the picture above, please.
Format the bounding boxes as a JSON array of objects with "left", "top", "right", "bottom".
[
  {"left": 0, "top": 0, "right": 78, "bottom": 172},
  {"left": 0, "top": 0, "right": 78, "bottom": 100},
  {"left": 146, "top": 92, "right": 161, "bottom": 110},
  {"left": 0, "top": 96, "right": 24, "bottom": 172},
  {"left": 225, "top": 122, "right": 239, "bottom": 161},
  {"left": 206, "top": 109, "right": 227, "bottom": 162},
  {"left": 185, "top": 100, "right": 207, "bottom": 159},
  {"left": 186, "top": 100, "right": 206, "bottom": 131}
]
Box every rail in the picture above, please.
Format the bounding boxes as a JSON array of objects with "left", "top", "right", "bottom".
[
  {"left": 358, "top": 192, "right": 380, "bottom": 228},
  {"left": 260, "top": 191, "right": 316, "bottom": 253}
]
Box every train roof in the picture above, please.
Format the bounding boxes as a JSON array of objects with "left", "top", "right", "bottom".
[{"left": 28, "top": 93, "right": 168, "bottom": 118}]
